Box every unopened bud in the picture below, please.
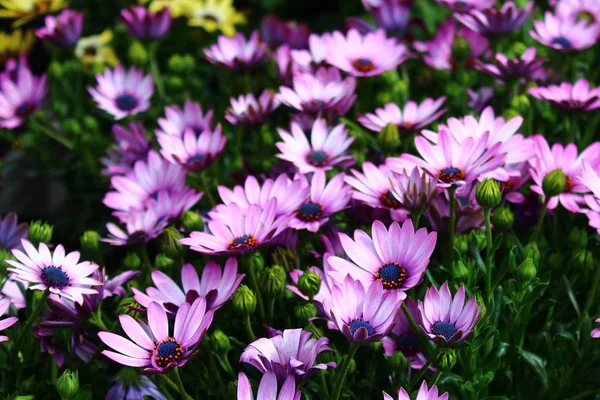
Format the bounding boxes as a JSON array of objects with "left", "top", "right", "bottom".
[
  {"left": 297, "top": 270, "right": 321, "bottom": 299},
  {"left": 436, "top": 347, "right": 457, "bottom": 371},
  {"left": 455, "top": 235, "right": 469, "bottom": 254},
  {"left": 123, "top": 252, "right": 141, "bottom": 270},
  {"left": 118, "top": 297, "right": 142, "bottom": 317},
  {"left": 452, "top": 260, "right": 469, "bottom": 281},
  {"left": 295, "top": 303, "right": 317, "bottom": 320},
  {"left": 510, "top": 94, "right": 530, "bottom": 114},
  {"left": 378, "top": 123, "right": 400, "bottom": 152},
  {"left": 517, "top": 258, "right": 537, "bottom": 283},
  {"left": 154, "top": 254, "right": 175, "bottom": 270},
  {"left": 80, "top": 231, "right": 100, "bottom": 253},
  {"left": 128, "top": 41, "right": 148, "bottom": 66},
  {"left": 28, "top": 221, "right": 53, "bottom": 245},
  {"left": 492, "top": 206, "right": 514, "bottom": 230},
  {"left": 522, "top": 243, "right": 540, "bottom": 267},
  {"left": 161, "top": 227, "right": 184, "bottom": 258},
  {"left": 233, "top": 285, "right": 256, "bottom": 316},
  {"left": 542, "top": 168, "right": 567, "bottom": 198},
  {"left": 49, "top": 61, "right": 63, "bottom": 80},
  {"left": 181, "top": 211, "right": 204, "bottom": 233},
  {"left": 263, "top": 265, "right": 286, "bottom": 296},
  {"left": 476, "top": 178, "right": 502, "bottom": 209},
  {"left": 55, "top": 369, "right": 79, "bottom": 400},
  {"left": 547, "top": 252, "right": 564, "bottom": 271},
  {"left": 210, "top": 329, "right": 231, "bottom": 355},
  {"left": 568, "top": 228, "right": 588, "bottom": 249},
  {"left": 571, "top": 249, "right": 593, "bottom": 270}
]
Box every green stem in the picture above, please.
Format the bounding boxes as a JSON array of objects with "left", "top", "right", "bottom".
[
  {"left": 268, "top": 296, "right": 276, "bottom": 323},
  {"left": 319, "top": 370, "right": 330, "bottom": 398},
  {"left": 431, "top": 370, "right": 442, "bottom": 386},
  {"left": 332, "top": 343, "right": 359, "bottom": 400},
  {"left": 170, "top": 368, "right": 194, "bottom": 400},
  {"left": 448, "top": 186, "right": 457, "bottom": 252},
  {"left": 155, "top": 376, "right": 175, "bottom": 400},
  {"left": 208, "top": 351, "right": 225, "bottom": 390},
  {"left": 401, "top": 302, "right": 435, "bottom": 358},
  {"left": 149, "top": 43, "right": 166, "bottom": 98},
  {"left": 410, "top": 359, "right": 433, "bottom": 390},
  {"left": 29, "top": 118, "right": 74, "bottom": 149},
  {"left": 244, "top": 315, "right": 256, "bottom": 341},
  {"left": 200, "top": 173, "right": 216, "bottom": 206},
  {"left": 13, "top": 290, "right": 49, "bottom": 361},
  {"left": 484, "top": 207, "right": 493, "bottom": 298},
  {"left": 531, "top": 200, "right": 549, "bottom": 242},
  {"left": 246, "top": 257, "right": 266, "bottom": 322},
  {"left": 576, "top": 262, "right": 600, "bottom": 331},
  {"left": 138, "top": 244, "right": 153, "bottom": 283}
]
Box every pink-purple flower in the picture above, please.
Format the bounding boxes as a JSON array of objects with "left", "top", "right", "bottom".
[
  {"left": 225, "top": 90, "right": 280, "bottom": 126},
  {"left": 325, "top": 29, "right": 409, "bottom": 77},
  {"left": 593, "top": 318, "right": 600, "bottom": 339},
  {"left": 260, "top": 14, "right": 310, "bottom": 49},
  {"left": 99, "top": 298, "right": 213, "bottom": 374},
  {"left": 360, "top": 0, "right": 412, "bottom": 34},
  {"left": 328, "top": 219, "right": 436, "bottom": 295},
  {"left": 133, "top": 259, "right": 244, "bottom": 312},
  {"left": 88, "top": 66, "right": 154, "bottom": 120},
  {"left": 121, "top": 6, "right": 171, "bottom": 40},
  {"left": 435, "top": 0, "right": 494, "bottom": 11},
  {"left": 7, "top": 240, "right": 100, "bottom": 305},
  {"left": 240, "top": 328, "right": 336, "bottom": 383},
  {"left": 418, "top": 282, "right": 481, "bottom": 344},
  {"left": 474, "top": 48, "right": 545, "bottom": 81},
  {"left": 107, "top": 375, "right": 167, "bottom": 400},
  {"left": 390, "top": 167, "right": 438, "bottom": 215},
  {"left": 528, "top": 79, "right": 600, "bottom": 111},
  {"left": 157, "top": 101, "right": 214, "bottom": 137},
  {"left": 103, "top": 209, "right": 169, "bottom": 246},
  {"left": 0, "top": 213, "right": 28, "bottom": 251},
  {"left": 556, "top": 0, "right": 600, "bottom": 24},
  {"left": 276, "top": 118, "right": 355, "bottom": 173},
  {"left": 0, "top": 298, "right": 17, "bottom": 343},
  {"left": 204, "top": 31, "right": 266, "bottom": 70},
  {"left": 384, "top": 381, "right": 449, "bottom": 400},
  {"left": 35, "top": 8, "right": 83, "bottom": 47},
  {"left": 454, "top": 2, "right": 534, "bottom": 36},
  {"left": 530, "top": 12, "right": 599, "bottom": 51},
  {"left": 359, "top": 97, "right": 447, "bottom": 134},
  {"left": 101, "top": 122, "right": 152, "bottom": 176},
  {"left": 237, "top": 372, "right": 300, "bottom": 400}
]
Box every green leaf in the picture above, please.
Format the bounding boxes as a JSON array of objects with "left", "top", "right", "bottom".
[
  {"left": 562, "top": 274, "right": 580, "bottom": 315},
  {"left": 519, "top": 350, "right": 548, "bottom": 392}
]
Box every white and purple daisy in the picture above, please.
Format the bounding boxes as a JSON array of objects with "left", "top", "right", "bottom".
[
  {"left": 435, "top": 0, "right": 494, "bottom": 12},
  {"left": 157, "top": 101, "right": 214, "bottom": 137},
  {"left": 106, "top": 375, "right": 167, "bottom": 400},
  {"left": 121, "top": 6, "right": 171, "bottom": 40},
  {"left": 390, "top": 167, "right": 438, "bottom": 215},
  {"left": 0, "top": 213, "right": 28, "bottom": 251},
  {"left": 0, "top": 59, "right": 47, "bottom": 129},
  {"left": 556, "top": 0, "right": 600, "bottom": 24},
  {"left": 530, "top": 12, "right": 600, "bottom": 51},
  {"left": 359, "top": 97, "right": 447, "bottom": 134},
  {"left": 157, "top": 124, "right": 226, "bottom": 172},
  {"left": 528, "top": 79, "right": 600, "bottom": 111},
  {"left": 101, "top": 122, "right": 152, "bottom": 176},
  {"left": 35, "top": 8, "right": 83, "bottom": 47},
  {"left": 225, "top": 90, "right": 280, "bottom": 126},
  {"left": 454, "top": 2, "right": 534, "bottom": 36},
  {"left": 237, "top": 372, "right": 300, "bottom": 400},
  {"left": 474, "top": 48, "right": 545, "bottom": 81},
  {"left": 103, "top": 209, "right": 169, "bottom": 247},
  {"left": 360, "top": 0, "right": 412, "bottom": 34},
  {"left": 88, "top": 66, "right": 154, "bottom": 120},
  {"left": 384, "top": 381, "right": 449, "bottom": 400},
  {"left": 203, "top": 31, "right": 266, "bottom": 70},
  {"left": 0, "top": 299, "right": 17, "bottom": 343}
]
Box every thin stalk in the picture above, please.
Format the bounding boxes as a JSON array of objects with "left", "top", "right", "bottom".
[
  {"left": 401, "top": 302, "right": 435, "bottom": 358},
  {"left": 244, "top": 315, "right": 256, "bottom": 341},
  {"left": 155, "top": 375, "right": 175, "bottom": 400},
  {"left": 30, "top": 118, "right": 74, "bottom": 149},
  {"left": 409, "top": 359, "right": 433, "bottom": 390},
  {"left": 484, "top": 207, "right": 493, "bottom": 298},
  {"left": 170, "top": 368, "right": 194, "bottom": 400},
  {"left": 149, "top": 43, "right": 166, "bottom": 98},
  {"left": 448, "top": 187, "right": 457, "bottom": 252},
  {"left": 332, "top": 343, "right": 359, "bottom": 400},
  {"left": 576, "top": 262, "right": 600, "bottom": 331},
  {"left": 531, "top": 199, "right": 549, "bottom": 242},
  {"left": 319, "top": 370, "right": 330, "bottom": 398},
  {"left": 138, "top": 244, "right": 153, "bottom": 283},
  {"left": 208, "top": 351, "right": 225, "bottom": 391},
  {"left": 13, "top": 290, "right": 49, "bottom": 361},
  {"left": 200, "top": 173, "right": 216, "bottom": 206},
  {"left": 246, "top": 257, "right": 266, "bottom": 321}
]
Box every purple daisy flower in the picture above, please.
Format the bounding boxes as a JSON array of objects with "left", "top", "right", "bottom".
[
  {"left": 382, "top": 298, "right": 431, "bottom": 370},
  {"left": 133, "top": 258, "right": 244, "bottom": 312},
  {"left": 277, "top": 67, "right": 356, "bottom": 119},
  {"left": 467, "top": 87, "right": 494, "bottom": 113},
  {"left": 240, "top": 328, "right": 336, "bottom": 383},
  {"left": 0, "top": 213, "right": 28, "bottom": 251},
  {"left": 529, "top": 135, "right": 600, "bottom": 213},
  {"left": 359, "top": 97, "right": 447, "bottom": 134},
  {"left": 530, "top": 12, "right": 599, "bottom": 51},
  {"left": 418, "top": 282, "right": 481, "bottom": 345},
  {"left": 260, "top": 14, "right": 310, "bottom": 49},
  {"left": 99, "top": 297, "right": 214, "bottom": 374},
  {"left": 425, "top": 186, "right": 484, "bottom": 233},
  {"left": 454, "top": 2, "right": 534, "bottom": 36},
  {"left": 225, "top": 90, "right": 280, "bottom": 126},
  {"left": 0, "top": 59, "right": 47, "bottom": 129},
  {"left": 121, "top": 6, "right": 171, "bottom": 40},
  {"left": 384, "top": 381, "right": 449, "bottom": 400},
  {"left": 214, "top": 174, "right": 309, "bottom": 217},
  {"left": 203, "top": 31, "right": 266, "bottom": 70},
  {"left": 89, "top": 66, "right": 154, "bottom": 120},
  {"left": 474, "top": 47, "right": 544, "bottom": 81},
  {"left": 360, "top": 0, "right": 412, "bottom": 34},
  {"left": 103, "top": 209, "right": 169, "bottom": 246},
  {"left": 289, "top": 171, "right": 351, "bottom": 232},
  {"left": 288, "top": 34, "right": 331, "bottom": 73},
  {"left": 556, "top": 0, "right": 600, "bottom": 24},
  {"left": 7, "top": 240, "right": 100, "bottom": 305},
  {"left": 528, "top": 79, "right": 600, "bottom": 111},
  {"left": 322, "top": 276, "right": 398, "bottom": 344},
  {"left": 276, "top": 118, "right": 355, "bottom": 174},
  {"left": 579, "top": 162, "right": 600, "bottom": 233},
  {"left": 498, "top": 163, "right": 530, "bottom": 204},
  {"left": 0, "top": 299, "right": 17, "bottom": 343},
  {"left": 157, "top": 101, "right": 214, "bottom": 137},
  {"left": 328, "top": 219, "right": 436, "bottom": 295},
  {"left": 35, "top": 8, "right": 83, "bottom": 47},
  {"left": 1, "top": 279, "right": 26, "bottom": 310},
  {"left": 101, "top": 122, "right": 152, "bottom": 176},
  {"left": 436, "top": 0, "right": 494, "bottom": 11},
  {"left": 325, "top": 29, "right": 409, "bottom": 77},
  {"left": 180, "top": 198, "right": 292, "bottom": 256},
  {"left": 390, "top": 167, "right": 438, "bottom": 215},
  {"left": 237, "top": 372, "right": 300, "bottom": 400},
  {"left": 157, "top": 124, "right": 226, "bottom": 172},
  {"left": 593, "top": 318, "right": 600, "bottom": 339},
  {"left": 107, "top": 374, "right": 166, "bottom": 400}
]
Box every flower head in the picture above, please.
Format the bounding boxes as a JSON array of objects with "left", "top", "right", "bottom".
[
  {"left": 184, "top": 0, "right": 245, "bottom": 37},
  {"left": 556, "top": 0, "right": 600, "bottom": 24},
  {"left": 260, "top": 14, "right": 310, "bottom": 49},
  {"left": 89, "top": 66, "right": 153, "bottom": 120},
  {"left": 435, "top": 0, "right": 494, "bottom": 11},
  {"left": 99, "top": 298, "right": 213, "bottom": 374},
  {"left": 359, "top": 97, "right": 447, "bottom": 134},
  {"left": 157, "top": 124, "right": 226, "bottom": 172},
  {"left": 455, "top": 2, "right": 534, "bottom": 36},
  {"left": 133, "top": 258, "right": 244, "bottom": 312},
  {"left": 328, "top": 219, "right": 436, "bottom": 295},
  {"left": 225, "top": 90, "right": 280, "bottom": 126},
  {"left": 390, "top": 167, "right": 438, "bottom": 215},
  {"left": 237, "top": 372, "right": 300, "bottom": 400},
  {"left": 102, "top": 122, "right": 152, "bottom": 176},
  {"left": 0, "top": 213, "right": 28, "bottom": 251},
  {"left": 35, "top": 8, "right": 83, "bottom": 47},
  {"left": 474, "top": 48, "right": 544, "bottom": 81},
  {"left": 384, "top": 381, "right": 449, "bottom": 400},
  {"left": 325, "top": 29, "right": 409, "bottom": 77},
  {"left": 593, "top": 318, "right": 600, "bottom": 339},
  {"left": 75, "top": 30, "right": 119, "bottom": 67},
  {"left": 121, "top": 6, "right": 171, "bottom": 40},
  {"left": 240, "top": 328, "right": 335, "bottom": 383},
  {"left": 103, "top": 209, "right": 169, "bottom": 246},
  {"left": 530, "top": 12, "right": 599, "bottom": 51},
  {"left": 106, "top": 374, "right": 166, "bottom": 400},
  {"left": 204, "top": 31, "right": 266, "bottom": 70},
  {"left": 418, "top": 282, "right": 481, "bottom": 344},
  {"left": 360, "top": 0, "right": 412, "bottom": 34},
  {"left": 288, "top": 34, "right": 331, "bottom": 73},
  {"left": 0, "top": 298, "right": 18, "bottom": 342},
  {"left": 528, "top": 79, "right": 600, "bottom": 111},
  {"left": 276, "top": 118, "right": 355, "bottom": 174},
  {"left": 425, "top": 186, "right": 484, "bottom": 233},
  {"left": 7, "top": 240, "right": 100, "bottom": 305},
  {"left": 322, "top": 276, "right": 399, "bottom": 344},
  {"left": 157, "top": 100, "right": 214, "bottom": 137}
]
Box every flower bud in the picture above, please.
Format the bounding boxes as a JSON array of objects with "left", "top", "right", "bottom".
[
  {"left": 510, "top": 94, "right": 530, "bottom": 114},
  {"left": 128, "top": 41, "right": 148, "bottom": 66},
  {"left": 476, "top": 178, "right": 502, "bottom": 209},
  {"left": 233, "top": 285, "right": 256, "bottom": 316},
  {"left": 0, "top": 249, "right": 15, "bottom": 270},
  {"left": 387, "top": 351, "right": 409, "bottom": 371},
  {"left": 547, "top": 252, "right": 564, "bottom": 271},
  {"left": 167, "top": 75, "right": 184, "bottom": 90},
  {"left": 80, "top": 230, "right": 100, "bottom": 253},
  {"left": 568, "top": 228, "right": 588, "bottom": 249},
  {"left": 502, "top": 109, "right": 521, "bottom": 121},
  {"left": 492, "top": 206, "right": 514, "bottom": 230},
  {"left": 161, "top": 227, "right": 184, "bottom": 258},
  {"left": 454, "top": 235, "right": 469, "bottom": 254},
  {"left": 522, "top": 243, "right": 540, "bottom": 267},
  {"left": 511, "top": 42, "right": 528, "bottom": 57},
  {"left": 181, "top": 211, "right": 204, "bottom": 233},
  {"left": 83, "top": 116, "right": 99, "bottom": 132},
  {"left": 542, "top": 168, "right": 567, "bottom": 198},
  {"left": 570, "top": 249, "right": 593, "bottom": 270},
  {"left": 517, "top": 258, "right": 537, "bottom": 283},
  {"left": 55, "top": 369, "right": 79, "bottom": 400},
  {"left": 348, "top": 358, "right": 356, "bottom": 374},
  {"left": 62, "top": 118, "right": 82, "bottom": 135},
  {"left": 123, "top": 252, "right": 141, "bottom": 270},
  {"left": 295, "top": 303, "right": 317, "bottom": 320},
  {"left": 297, "top": 270, "right": 321, "bottom": 299},
  {"left": 452, "top": 36, "right": 471, "bottom": 62},
  {"left": 452, "top": 260, "right": 469, "bottom": 281},
  {"left": 378, "top": 123, "right": 400, "bottom": 152},
  {"left": 154, "top": 254, "right": 175, "bottom": 270},
  {"left": 263, "top": 265, "right": 286, "bottom": 296},
  {"left": 436, "top": 347, "right": 457, "bottom": 371},
  {"left": 49, "top": 61, "right": 63, "bottom": 80},
  {"left": 210, "top": 329, "right": 231, "bottom": 355},
  {"left": 28, "top": 221, "right": 53, "bottom": 245},
  {"left": 118, "top": 297, "right": 142, "bottom": 317}
]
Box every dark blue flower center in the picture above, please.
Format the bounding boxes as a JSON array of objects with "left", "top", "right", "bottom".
[
  {"left": 307, "top": 150, "right": 330, "bottom": 167},
  {"left": 150, "top": 191, "right": 160, "bottom": 201},
  {"left": 349, "top": 319, "right": 376, "bottom": 336},
  {"left": 438, "top": 167, "right": 466, "bottom": 184},
  {"left": 352, "top": 58, "right": 376, "bottom": 73},
  {"left": 296, "top": 202, "right": 324, "bottom": 222},
  {"left": 188, "top": 154, "right": 205, "bottom": 164},
  {"left": 116, "top": 94, "right": 138, "bottom": 111},
  {"left": 431, "top": 321, "right": 457, "bottom": 341},
  {"left": 551, "top": 36, "right": 571, "bottom": 49},
  {"left": 41, "top": 266, "right": 69, "bottom": 288},
  {"left": 375, "top": 262, "right": 407, "bottom": 290},
  {"left": 127, "top": 230, "right": 148, "bottom": 245},
  {"left": 155, "top": 338, "right": 183, "bottom": 367},
  {"left": 229, "top": 234, "right": 258, "bottom": 251},
  {"left": 397, "top": 332, "right": 419, "bottom": 356},
  {"left": 380, "top": 190, "right": 403, "bottom": 209},
  {"left": 15, "top": 102, "right": 35, "bottom": 117}
]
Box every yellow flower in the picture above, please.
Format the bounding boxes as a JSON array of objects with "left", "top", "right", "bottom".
[
  {"left": 139, "top": 0, "right": 189, "bottom": 17},
  {"left": 75, "top": 30, "right": 119, "bottom": 69},
  {"left": 0, "top": 0, "right": 67, "bottom": 27},
  {"left": 0, "top": 29, "right": 34, "bottom": 64},
  {"left": 183, "top": 0, "right": 245, "bottom": 37}
]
